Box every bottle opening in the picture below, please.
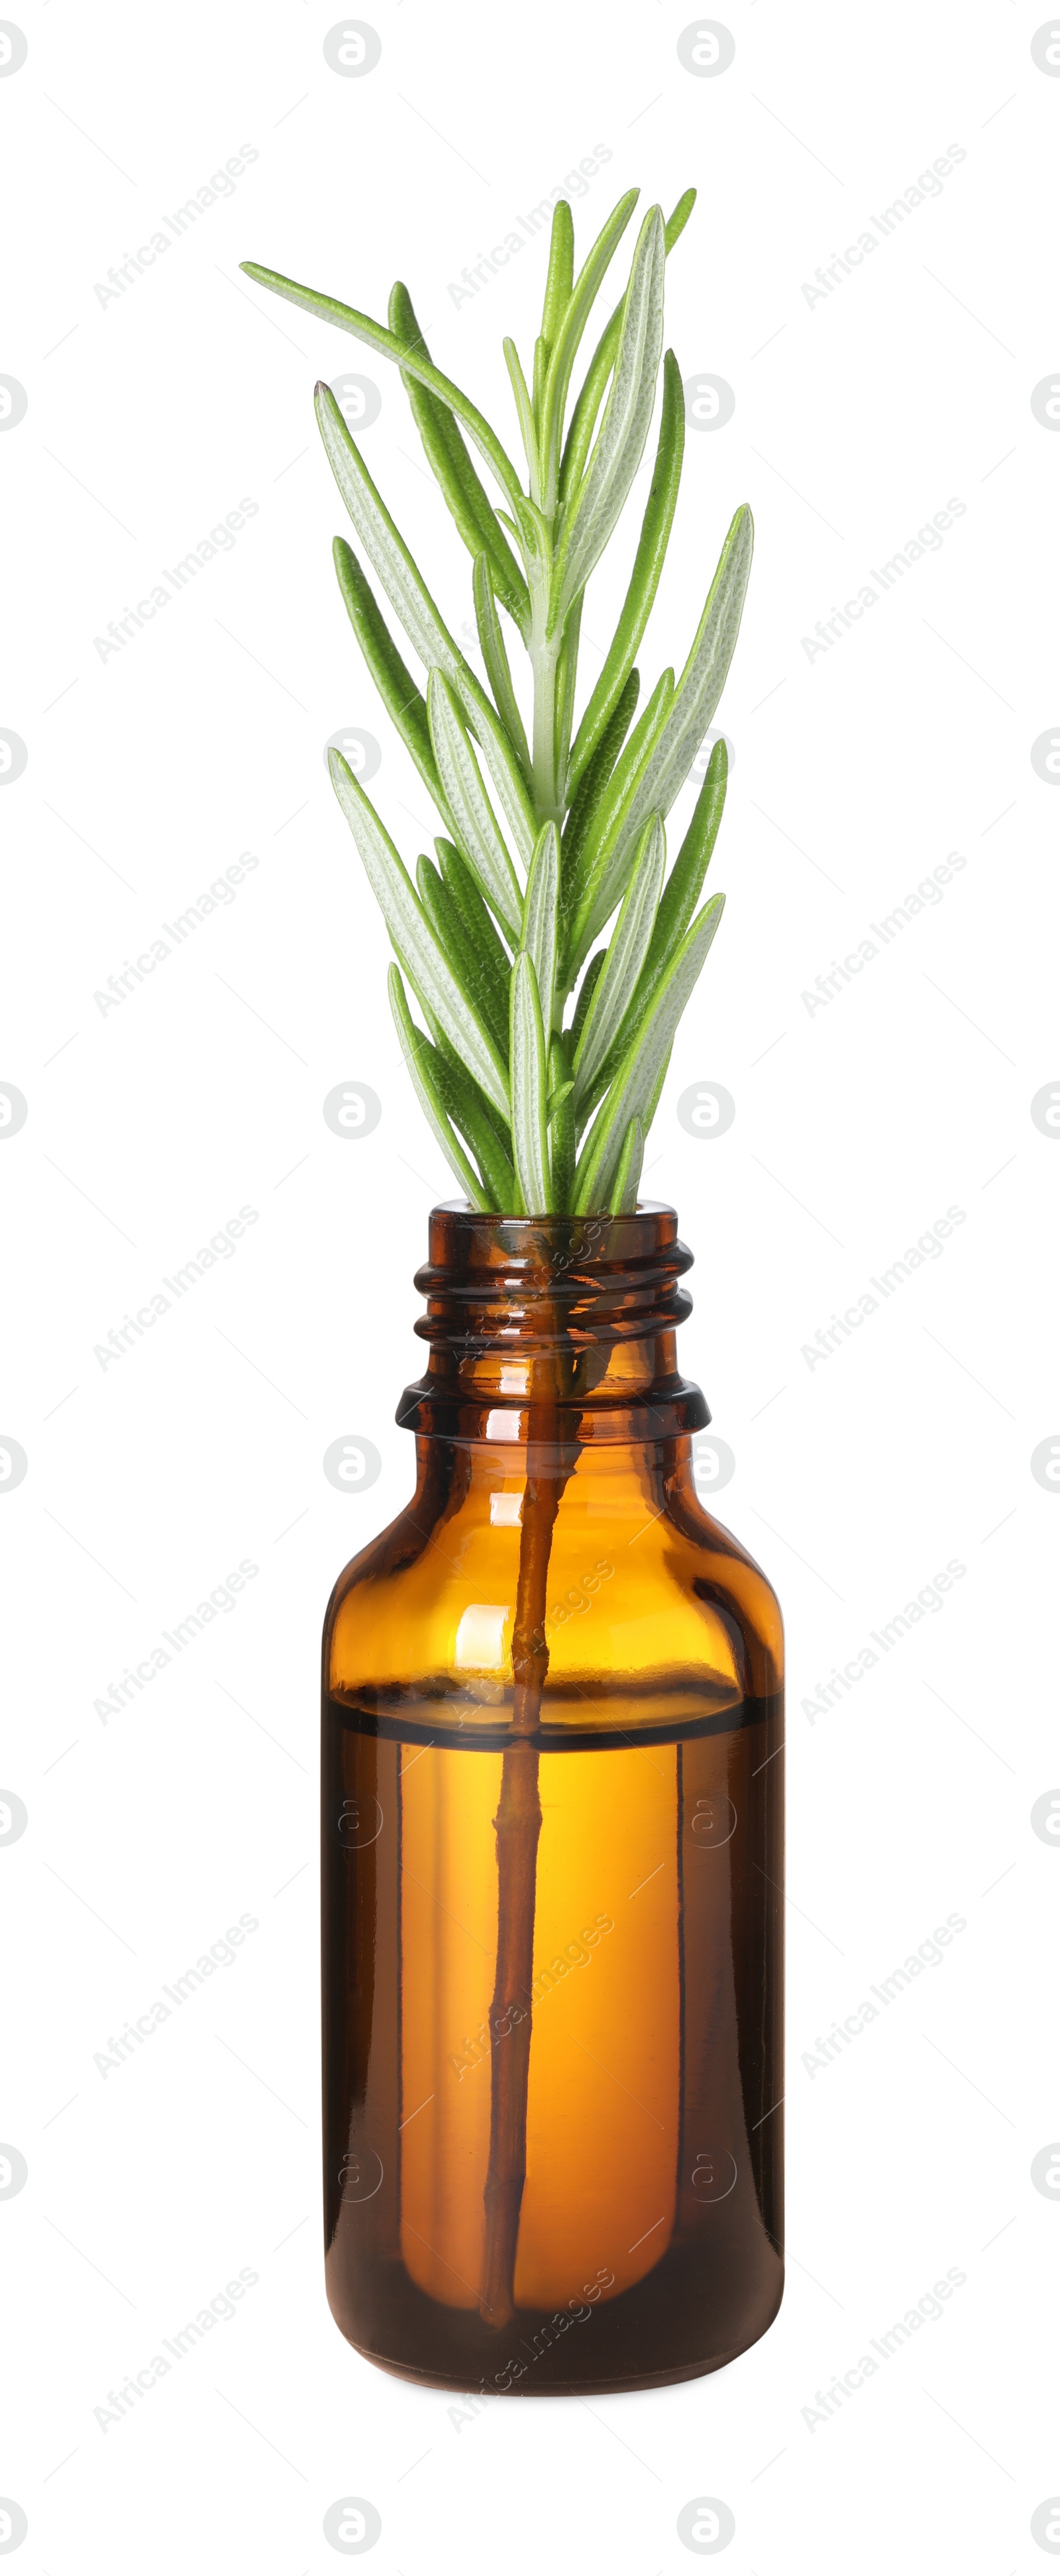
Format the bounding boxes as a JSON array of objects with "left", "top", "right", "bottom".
[{"left": 398, "top": 1200, "right": 711, "bottom": 1446}]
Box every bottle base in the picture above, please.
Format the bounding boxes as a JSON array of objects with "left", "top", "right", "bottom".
[{"left": 335, "top": 2279, "right": 784, "bottom": 2398}]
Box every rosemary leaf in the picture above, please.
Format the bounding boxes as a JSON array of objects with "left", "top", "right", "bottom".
[
  {"left": 560, "top": 669, "right": 640, "bottom": 889},
  {"left": 549, "top": 1033, "right": 576, "bottom": 1207},
  {"left": 568, "top": 949, "right": 606, "bottom": 1051},
  {"left": 504, "top": 338, "right": 538, "bottom": 490},
  {"left": 388, "top": 966, "right": 495, "bottom": 1211},
  {"left": 435, "top": 836, "right": 515, "bottom": 983},
  {"left": 630, "top": 741, "right": 728, "bottom": 1019},
  {"left": 509, "top": 952, "right": 553, "bottom": 1215},
  {"left": 562, "top": 667, "right": 675, "bottom": 978},
  {"left": 572, "top": 895, "right": 725, "bottom": 1213},
  {"left": 566, "top": 349, "right": 684, "bottom": 797},
  {"left": 389, "top": 282, "right": 530, "bottom": 634},
  {"left": 537, "top": 188, "right": 639, "bottom": 502},
  {"left": 331, "top": 537, "right": 449, "bottom": 824},
  {"left": 241, "top": 261, "right": 525, "bottom": 510},
  {"left": 415, "top": 855, "right": 509, "bottom": 1066},
  {"left": 633, "top": 504, "right": 753, "bottom": 828},
  {"left": 548, "top": 204, "right": 666, "bottom": 634},
  {"left": 472, "top": 553, "right": 531, "bottom": 778},
  {"left": 521, "top": 821, "right": 560, "bottom": 1038},
  {"left": 572, "top": 814, "right": 665, "bottom": 1102},
  {"left": 427, "top": 671, "right": 523, "bottom": 942},
  {"left": 329, "top": 750, "right": 509, "bottom": 1117},
  {"left": 609, "top": 1114, "right": 645, "bottom": 1215},
  {"left": 558, "top": 187, "right": 696, "bottom": 503},
  {"left": 318, "top": 386, "right": 536, "bottom": 866},
  {"left": 541, "top": 199, "right": 576, "bottom": 352},
  {"left": 317, "top": 383, "right": 470, "bottom": 696}
]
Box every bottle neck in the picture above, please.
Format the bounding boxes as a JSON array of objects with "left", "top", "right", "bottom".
[{"left": 397, "top": 1203, "right": 710, "bottom": 1450}]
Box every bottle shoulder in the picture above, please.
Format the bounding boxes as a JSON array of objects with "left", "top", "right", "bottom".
[
  {"left": 323, "top": 1453, "right": 783, "bottom": 1717},
  {"left": 659, "top": 1482, "right": 784, "bottom": 1677}
]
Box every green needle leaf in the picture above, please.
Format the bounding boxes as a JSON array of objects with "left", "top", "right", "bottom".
[
  {"left": 572, "top": 894, "right": 725, "bottom": 1212},
  {"left": 559, "top": 187, "right": 695, "bottom": 503},
  {"left": 329, "top": 749, "right": 509, "bottom": 1117},
  {"left": 549, "top": 1033, "right": 576, "bottom": 1208},
  {"left": 317, "top": 394, "right": 539, "bottom": 869},
  {"left": 427, "top": 671, "right": 523, "bottom": 942},
  {"left": 509, "top": 950, "right": 553, "bottom": 1215},
  {"left": 521, "top": 821, "right": 560, "bottom": 1038},
  {"left": 538, "top": 188, "right": 639, "bottom": 502},
  {"left": 631, "top": 740, "right": 727, "bottom": 1018},
  {"left": 564, "top": 667, "right": 675, "bottom": 977},
  {"left": 633, "top": 504, "right": 753, "bottom": 828},
  {"left": 548, "top": 204, "right": 666, "bottom": 634},
  {"left": 575, "top": 746, "right": 727, "bottom": 1124},
  {"left": 560, "top": 669, "right": 640, "bottom": 890},
  {"left": 609, "top": 1115, "right": 645, "bottom": 1215},
  {"left": 532, "top": 332, "right": 549, "bottom": 433},
  {"left": 572, "top": 814, "right": 665, "bottom": 1102},
  {"left": 436, "top": 834, "right": 515, "bottom": 990},
  {"left": 541, "top": 199, "right": 575, "bottom": 352},
  {"left": 388, "top": 282, "right": 530, "bottom": 635},
  {"left": 317, "top": 382, "right": 472, "bottom": 699},
  {"left": 241, "top": 261, "right": 525, "bottom": 510},
  {"left": 388, "top": 966, "right": 496, "bottom": 1211},
  {"left": 565, "top": 504, "right": 751, "bottom": 975},
  {"left": 331, "top": 537, "right": 449, "bottom": 824},
  {"left": 464, "top": 686, "right": 537, "bottom": 873},
  {"left": 566, "top": 349, "right": 684, "bottom": 797},
  {"left": 664, "top": 186, "right": 697, "bottom": 249},
  {"left": 503, "top": 337, "right": 539, "bottom": 488},
  {"left": 568, "top": 948, "right": 606, "bottom": 1050},
  {"left": 642, "top": 1040, "right": 674, "bottom": 1137},
  {"left": 415, "top": 854, "right": 509, "bottom": 1066},
  {"left": 428, "top": 1033, "right": 517, "bottom": 1205},
  {"left": 472, "top": 553, "right": 531, "bottom": 778}
]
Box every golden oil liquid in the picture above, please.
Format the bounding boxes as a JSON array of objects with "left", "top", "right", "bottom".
[
  {"left": 399, "top": 1737, "right": 680, "bottom": 2311},
  {"left": 323, "top": 1693, "right": 783, "bottom": 2390}
]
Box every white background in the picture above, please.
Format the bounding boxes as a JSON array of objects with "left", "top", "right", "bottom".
[{"left": 1, "top": 2, "right": 1057, "bottom": 2569}]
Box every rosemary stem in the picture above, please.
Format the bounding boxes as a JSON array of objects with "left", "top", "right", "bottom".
[{"left": 480, "top": 1301, "right": 574, "bottom": 2327}]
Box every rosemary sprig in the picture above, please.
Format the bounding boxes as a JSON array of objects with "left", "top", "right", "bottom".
[{"left": 242, "top": 185, "right": 752, "bottom": 1219}]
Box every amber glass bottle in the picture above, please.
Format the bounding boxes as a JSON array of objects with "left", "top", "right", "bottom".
[{"left": 321, "top": 1204, "right": 783, "bottom": 2394}]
